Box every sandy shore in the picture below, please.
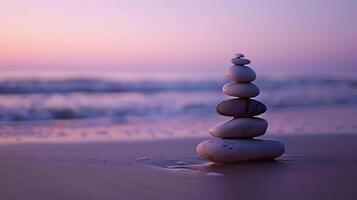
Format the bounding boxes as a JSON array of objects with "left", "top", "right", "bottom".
[{"left": 1, "top": 134, "right": 357, "bottom": 200}]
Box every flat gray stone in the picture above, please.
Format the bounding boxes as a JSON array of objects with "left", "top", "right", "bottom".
[
  {"left": 196, "top": 139, "right": 285, "bottom": 163},
  {"left": 231, "top": 58, "right": 251, "bottom": 65},
  {"left": 209, "top": 117, "right": 268, "bottom": 138},
  {"left": 225, "top": 65, "right": 256, "bottom": 82},
  {"left": 216, "top": 98, "right": 267, "bottom": 117},
  {"left": 223, "top": 82, "right": 260, "bottom": 98}
]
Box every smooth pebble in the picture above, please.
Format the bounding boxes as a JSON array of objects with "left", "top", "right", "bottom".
[
  {"left": 225, "top": 65, "right": 256, "bottom": 82},
  {"left": 216, "top": 98, "right": 267, "bottom": 117},
  {"left": 231, "top": 58, "right": 251, "bottom": 65},
  {"left": 209, "top": 117, "right": 268, "bottom": 138},
  {"left": 234, "top": 53, "right": 244, "bottom": 58},
  {"left": 223, "top": 82, "right": 260, "bottom": 98},
  {"left": 196, "top": 139, "right": 285, "bottom": 163}
]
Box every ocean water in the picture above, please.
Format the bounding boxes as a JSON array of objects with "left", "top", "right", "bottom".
[{"left": 0, "top": 72, "right": 356, "bottom": 143}]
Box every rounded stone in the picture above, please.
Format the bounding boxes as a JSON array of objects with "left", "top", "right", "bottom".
[
  {"left": 196, "top": 139, "right": 285, "bottom": 164},
  {"left": 209, "top": 117, "right": 268, "bottom": 139},
  {"left": 224, "top": 65, "right": 256, "bottom": 82},
  {"left": 231, "top": 58, "right": 251, "bottom": 65},
  {"left": 223, "top": 82, "right": 260, "bottom": 98},
  {"left": 234, "top": 53, "right": 244, "bottom": 58},
  {"left": 216, "top": 98, "right": 267, "bottom": 117}
]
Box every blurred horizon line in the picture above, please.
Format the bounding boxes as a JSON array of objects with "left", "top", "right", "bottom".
[{"left": 0, "top": 67, "right": 356, "bottom": 80}]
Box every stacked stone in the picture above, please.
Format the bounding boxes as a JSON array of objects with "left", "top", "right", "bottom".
[{"left": 196, "top": 53, "right": 284, "bottom": 164}]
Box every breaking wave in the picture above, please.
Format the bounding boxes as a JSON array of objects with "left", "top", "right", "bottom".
[{"left": 0, "top": 77, "right": 356, "bottom": 121}]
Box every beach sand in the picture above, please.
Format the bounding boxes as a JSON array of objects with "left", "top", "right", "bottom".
[{"left": 1, "top": 134, "right": 357, "bottom": 200}]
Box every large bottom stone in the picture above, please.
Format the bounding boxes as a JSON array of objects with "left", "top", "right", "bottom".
[{"left": 196, "top": 139, "right": 284, "bottom": 164}]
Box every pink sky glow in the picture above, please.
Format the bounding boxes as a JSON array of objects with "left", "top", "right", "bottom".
[{"left": 1, "top": 0, "right": 356, "bottom": 75}]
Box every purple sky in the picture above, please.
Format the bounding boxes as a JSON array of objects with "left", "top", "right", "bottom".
[{"left": 1, "top": 0, "right": 356, "bottom": 75}]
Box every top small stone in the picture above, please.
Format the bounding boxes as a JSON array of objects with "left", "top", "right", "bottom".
[
  {"left": 235, "top": 53, "right": 245, "bottom": 58},
  {"left": 231, "top": 58, "right": 251, "bottom": 66}
]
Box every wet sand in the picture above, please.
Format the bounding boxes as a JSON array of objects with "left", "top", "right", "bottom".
[{"left": 1, "top": 134, "right": 357, "bottom": 200}]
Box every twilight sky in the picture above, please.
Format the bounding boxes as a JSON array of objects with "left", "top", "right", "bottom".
[{"left": 0, "top": 0, "right": 356, "bottom": 75}]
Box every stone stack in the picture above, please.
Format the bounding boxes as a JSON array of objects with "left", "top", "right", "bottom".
[{"left": 196, "top": 53, "right": 284, "bottom": 164}]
